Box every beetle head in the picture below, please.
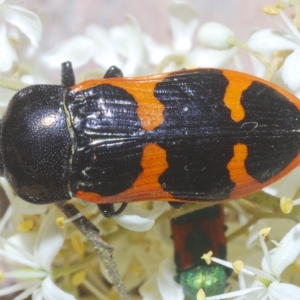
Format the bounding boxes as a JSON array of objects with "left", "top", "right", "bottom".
[{"left": 0, "top": 85, "right": 72, "bottom": 204}]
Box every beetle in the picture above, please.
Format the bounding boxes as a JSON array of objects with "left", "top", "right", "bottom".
[
  {"left": 1, "top": 61, "right": 300, "bottom": 217},
  {"left": 171, "top": 204, "right": 230, "bottom": 299}
]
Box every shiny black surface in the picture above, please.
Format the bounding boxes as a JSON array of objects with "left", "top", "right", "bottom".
[
  {"left": 1, "top": 66, "right": 300, "bottom": 206},
  {"left": 154, "top": 70, "right": 300, "bottom": 198},
  {"left": 242, "top": 81, "right": 300, "bottom": 181},
  {"left": 154, "top": 70, "right": 236, "bottom": 200},
  {"left": 1, "top": 85, "right": 72, "bottom": 203},
  {"left": 66, "top": 69, "right": 300, "bottom": 201},
  {"left": 66, "top": 84, "right": 145, "bottom": 196}
]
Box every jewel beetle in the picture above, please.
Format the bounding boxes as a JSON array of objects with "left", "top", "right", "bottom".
[
  {"left": 1, "top": 61, "right": 300, "bottom": 217},
  {"left": 171, "top": 204, "right": 230, "bottom": 299}
]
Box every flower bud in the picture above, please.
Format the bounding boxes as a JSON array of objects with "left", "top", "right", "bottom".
[{"left": 197, "top": 22, "right": 234, "bottom": 50}]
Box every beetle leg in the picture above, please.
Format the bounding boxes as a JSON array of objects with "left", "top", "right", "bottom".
[
  {"left": 103, "top": 66, "right": 123, "bottom": 78},
  {"left": 97, "top": 203, "right": 128, "bottom": 217},
  {"left": 61, "top": 61, "right": 76, "bottom": 87},
  {"left": 168, "top": 201, "right": 185, "bottom": 209}
]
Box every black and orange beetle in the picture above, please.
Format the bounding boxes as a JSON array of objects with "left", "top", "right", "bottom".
[
  {"left": 171, "top": 205, "right": 230, "bottom": 299},
  {"left": 1, "top": 61, "right": 300, "bottom": 217}
]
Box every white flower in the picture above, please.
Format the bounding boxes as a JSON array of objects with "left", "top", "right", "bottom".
[
  {"left": 0, "top": 178, "right": 48, "bottom": 216},
  {"left": 145, "top": 0, "right": 237, "bottom": 72},
  {"left": 42, "top": 15, "right": 149, "bottom": 76},
  {"left": 197, "top": 22, "right": 235, "bottom": 50},
  {"left": 0, "top": 0, "right": 41, "bottom": 72},
  {"left": 139, "top": 259, "right": 184, "bottom": 300},
  {"left": 114, "top": 201, "right": 169, "bottom": 232},
  {"left": 248, "top": 10, "right": 300, "bottom": 90},
  {"left": 99, "top": 217, "right": 173, "bottom": 294},
  {"left": 263, "top": 166, "right": 300, "bottom": 199},
  {"left": 0, "top": 208, "right": 75, "bottom": 300},
  {"left": 204, "top": 224, "right": 300, "bottom": 299}
]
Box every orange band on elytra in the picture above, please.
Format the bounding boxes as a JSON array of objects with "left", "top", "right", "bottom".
[{"left": 71, "top": 74, "right": 167, "bottom": 131}]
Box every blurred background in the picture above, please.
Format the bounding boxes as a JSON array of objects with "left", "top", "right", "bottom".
[{"left": 23, "top": 0, "right": 276, "bottom": 53}]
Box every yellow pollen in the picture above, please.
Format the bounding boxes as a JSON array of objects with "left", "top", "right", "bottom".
[
  {"left": 56, "top": 217, "right": 65, "bottom": 229},
  {"left": 259, "top": 227, "right": 271, "bottom": 238},
  {"left": 17, "top": 219, "right": 34, "bottom": 232},
  {"left": 233, "top": 260, "right": 244, "bottom": 274},
  {"left": 106, "top": 289, "right": 119, "bottom": 300},
  {"left": 132, "top": 261, "right": 143, "bottom": 276},
  {"left": 71, "top": 235, "right": 85, "bottom": 256},
  {"left": 201, "top": 251, "right": 213, "bottom": 265},
  {"left": 275, "top": 2, "right": 285, "bottom": 9},
  {"left": 0, "top": 269, "right": 3, "bottom": 282},
  {"left": 71, "top": 270, "right": 86, "bottom": 286},
  {"left": 280, "top": 197, "right": 293, "bottom": 214},
  {"left": 291, "top": 261, "right": 300, "bottom": 273},
  {"left": 263, "top": 5, "right": 280, "bottom": 15},
  {"left": 197, "top": 288, "right": 206, "bottom": 300}
]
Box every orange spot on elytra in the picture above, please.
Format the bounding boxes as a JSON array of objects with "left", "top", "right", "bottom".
[
  {"left": 228, "top": 143, "right": 300, "bottom": 200},
  {"left": 76, "top": 143, "right": 175, "bottom": 204},
  {"left": 222, "top": 71, "right": 252, "bottom": 122},
  {"left": 71, "top": 74, "right": 167, "bottom": 131},
  {"left": 222, "top": 68, "right": 300, "bottom": 122},
  {"left": 226, "top": 143, "right": 258, "bottom": 197}
]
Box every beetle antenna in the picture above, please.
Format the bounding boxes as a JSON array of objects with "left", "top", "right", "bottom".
[{"left": 61, "top": 61, "right": 75, "bottom": 87}]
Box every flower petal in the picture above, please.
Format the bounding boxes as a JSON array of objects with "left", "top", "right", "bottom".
[
  {"left": 34, "top": 208, "right": 65, "bottom": 272},
  {"left": 42, "top": 35, "right": 94, "bottom": 69},
  {"left": 0, "top": 280, "right": 41, "bottom": 297},
  {"left": 261, "top": 223, "right": 300, "bottom": 277},
  {"left": 0, "top": 24, "right": 16, "bottom": 72},
  {"left": 0, "top": 178, "right": 48, "bottom": 215},
  {"left": 32, "top": 287, "right": 43, "bottom": 300},
  {"left": 109, "top": 15, "right": 148, "bottom": 75},
  {"left": 2, "top": 4, "right": 42, "bottom": 47},
  {"left": 248, "top": 28, "right": 298, "bottom": 52},
  {"left": 268, "top": 281, "right": 300, "bottom": 300},
  {"left": 115, "top": 202, "right": 168, "bottom": 231},
  {"left": 85, "top": 25, "right": 123, "bottom": 69},
  {"left": 197, "top": 22, "right": 234, "bottom": 50},
  {"left": 188, "top": 48, "right": 237, "bottom": 68},
  {"left": 263, "top": 166, "right": 300, "bottom": 198},
  {"left": 115, "top": 214, "right": 155, "bottom": 232},
  {"left": 281, "top": 48, "right": 300, "bottom": 90},
  {"left": 168, "top": 0, "right": 198, "bottom": 52},
  {"left": 157, "top": 259, "right": 184, "bottom": 300},
  {"left": 41, "top": 276, "right": 76, "bottom": 300},
  {"left": 139, "top": 274, "right": 162, "bottom": 300},
  {"left": 143, "top": 34, "right": 171, "bottom": 65}
]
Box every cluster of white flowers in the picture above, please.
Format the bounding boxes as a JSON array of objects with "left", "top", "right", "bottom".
[{"left": 0, "top": 0, "right": 300, "bottom": 299}]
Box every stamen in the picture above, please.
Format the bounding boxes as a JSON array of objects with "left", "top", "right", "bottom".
[
  {"left": 275, "top": 2, "right": 286, "bottom": 9},
  {"left": 17, "top": 219, "right": 34, "bottom": 232},
  {"left": 293, "top": 197, "right": 300, "bottom": 205},
  {"left": 71, "top": 235, "right": 85, "bottom": 256},
  {"left": 263, "top": 5, "right": 280, "bottom": 15},
  {"left": 56, "top": 217, "right": 65, "bottom": 229},
  {"left": 197, "top": 289, "right": 206, "bottom": 300},
  {"left": 71, "top": 270, "right": 86, "bottom": 286},
  {"left": 63, "top": 204, "right": 96, "bottom": 224},
  {"left": 279, "top": 10, "right": 300, "bottom": 40},
  {"left": 233, "top": 260, "right": 244, "bottom": 274},
  {"left": 201, "top": 251, "right": 213, "bottom": 264},
  {"left": 280, "top": 197, "right": 293, "bottom": 214},
  {"left": 259, "top": 227, "right": 271, "bottom": 238},
  {"left": 259, "top": 228, "right": 274, "bottom": 275}
]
